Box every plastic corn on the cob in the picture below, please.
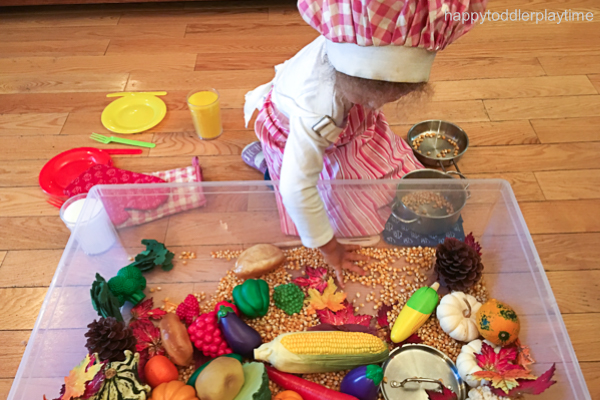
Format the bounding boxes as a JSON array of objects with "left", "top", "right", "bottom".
[
  {"left": 391, "top": 282, "right": 440, "bottom": 343},
  {"left": 254, "top": 331, "right": 389, "bottom": 373}
]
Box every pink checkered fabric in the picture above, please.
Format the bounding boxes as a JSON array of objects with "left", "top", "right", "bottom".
[
  {"left": 116, "top": 161, "right": 206, "bottom": 228},
  {"left": 298, "top": 0, "right": 487, "bottom": 51}
]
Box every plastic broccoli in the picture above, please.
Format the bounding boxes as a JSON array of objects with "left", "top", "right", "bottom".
[
  {"left": 108, "top": 265, "right": 147, "bottom": 306},
  {"left": 273, "top": 283, "right": 305, "bottom": 315}
]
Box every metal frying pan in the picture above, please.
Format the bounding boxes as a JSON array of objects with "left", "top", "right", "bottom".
[{"left": 407, "top": 120, "right": 469, "bottom": 177}]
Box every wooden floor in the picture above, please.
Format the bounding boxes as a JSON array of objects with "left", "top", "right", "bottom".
[{"left": 1, "top": 0, "right": 600, "bottom": 398}]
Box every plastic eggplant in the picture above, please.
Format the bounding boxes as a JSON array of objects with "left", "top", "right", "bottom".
[
  {"left": 217, "top": 306, "right": 262, "bottom": 358},
  {"left": 340, "top": 365, "right": 383, "bottom": 400}
]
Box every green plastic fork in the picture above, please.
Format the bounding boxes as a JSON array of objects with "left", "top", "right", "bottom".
[{"left": 90, "top": 132, "right": 156, "bottom": 148}]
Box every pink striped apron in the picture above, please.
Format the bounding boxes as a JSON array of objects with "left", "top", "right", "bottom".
[{"left": 255, "top": 91, "right": 423, "bottom": 239}]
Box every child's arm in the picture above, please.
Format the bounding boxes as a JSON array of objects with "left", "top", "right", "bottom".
[{"left": 279, "top": 116, "right": 366, "bottom": 287}]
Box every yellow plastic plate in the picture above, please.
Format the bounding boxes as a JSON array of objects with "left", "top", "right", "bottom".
[{"left": 101, "top": 92, "right": 167, "bottom": 134}]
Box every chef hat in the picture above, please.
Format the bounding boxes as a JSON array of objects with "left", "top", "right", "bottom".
[{"left": 298, "top": 0, "right": 487, "bottom": 82}]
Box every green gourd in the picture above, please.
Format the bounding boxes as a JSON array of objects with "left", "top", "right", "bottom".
[
  {"left": 91, "top": 351, "right": 151, "bottom": 400},
  {"left": 232, "top": 279, "right": 270, "bottom": 318}
]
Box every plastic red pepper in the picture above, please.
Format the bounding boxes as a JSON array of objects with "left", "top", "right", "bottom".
[
  {"left": 187, "top": 311, "right": 232, "bottom": 358},
  {"left": 214, "top": 300, "right": 239, "bottom": 316},
  {"left": 267, "top": 366, "right": 359, "bottom": 400}
]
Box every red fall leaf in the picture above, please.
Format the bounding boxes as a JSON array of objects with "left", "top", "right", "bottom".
[
  {"left": 473, "top": 343, "right": 536, "bottom": 393},
  {"left": 130, "top": 298, "right": 166, "bottom": 324},
  {"left": 475, "top": 343, "right": 521, "bottom": 373},
  {"left": 317, "top": 301, "right": 372, "bottom": 326},
  {"left": 132, "top": 321, "right": 165, "bottom": 357},
  {"left": 464, "top": 232, "right": 482, "bottom": 256},
  {"left": 376, "top": 303, "right": 393, "bottom": 327},
  {"left": 293, "top": 266, "right": 329, "bottom": 293},
  {"left": 490, "top": 364, "right": 557, "bottom": 397},
  {"left": 426, "top": 386, "right": 458, "bottom": 400}
]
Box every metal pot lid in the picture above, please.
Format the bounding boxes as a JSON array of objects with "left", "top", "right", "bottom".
[{"left": 381, "top": 344, "right": 467, "bottom": 400}]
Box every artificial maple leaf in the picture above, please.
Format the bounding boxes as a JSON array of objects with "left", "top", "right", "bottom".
[
  {"left": 376, "top": 303, "right": 393, "bottom": 327},
  {"left": 426, "top": 386, "right": 458, "bottom": 400},
  {"left": 514, "top": 339, "right": 535, "bottom": 371},
  {"left": 475, "top": 343, "right": 521, "bottom": 373},
  {"left": 307, "top": 277, "right": 347, "bottom": 312},
  {"left": 61, "top": 354, "right": 103, "bottom": 400},
  {"left": 472, "top": 343, "right": 536, "bottom": 394},
  {"left": 132, "top": 321, "right": 165, "bottom": 357},
  {"left": 473, "top": 369, "right": 536, "bottom": 393},
  {"left": 317, "top": 301, "right": 372, "bottom": 326},
  {"left": 293, "top": 266, "right": 329, "bottom": 293},
  {"left": 464, "top": 232, "right": 482, "bottom": 256},
  {"left": 490, "top": 364, "right": 556, "bottom": 397},
  {"left": 130, "top": 298, "right": 166, "bottom": 324}
]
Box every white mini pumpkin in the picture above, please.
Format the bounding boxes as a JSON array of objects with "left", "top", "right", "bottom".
[
  {"left": 456, "top": 339, "right": 498, "bottom": 388},
  {"left": 437, "top": 291, "right": 482, "bottom": 342}
]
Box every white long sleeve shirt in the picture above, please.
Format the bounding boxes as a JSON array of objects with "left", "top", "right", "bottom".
[{"left": 244, "top": 36, "right": 351, "bottom": 248}]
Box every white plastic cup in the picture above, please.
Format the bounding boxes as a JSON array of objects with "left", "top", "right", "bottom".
[{"left": 60, "top": 194, "right": 116, "bottom": 255}]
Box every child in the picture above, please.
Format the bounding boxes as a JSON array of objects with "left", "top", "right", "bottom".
[{"left": 243, "top": 0, "right": 486, "bottom": 286}]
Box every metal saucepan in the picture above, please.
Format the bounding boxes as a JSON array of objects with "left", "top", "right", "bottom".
[
  {"left": 407, "top": 120, "right": 469, "bottom": 175},
  {"left": 392, "top": 169, "right": 469, "bottom": 235},
  {"left": 381, "top": 344, "right": 467, "bottom": 400}
]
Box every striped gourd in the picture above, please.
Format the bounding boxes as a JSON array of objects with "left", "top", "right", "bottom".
[
  {"left": 92, "top": 350, "right": 151, "bottom": 400},
  {"left": 253, "top": 331, "right": 389, "bottom": 373}
]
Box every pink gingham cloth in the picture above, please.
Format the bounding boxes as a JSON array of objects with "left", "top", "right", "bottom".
[
  {"left": 115, "top": 158, "right": 206, "bottom": 228},
  {"left": 298, "top": 0, "right": 488, "bottom": 50}
]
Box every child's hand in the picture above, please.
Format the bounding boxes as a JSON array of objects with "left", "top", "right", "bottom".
[{"left": 319, "top": 237, "right": 368, "bottom": 288}]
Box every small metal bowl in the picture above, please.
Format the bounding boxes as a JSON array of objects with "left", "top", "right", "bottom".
[{"left": 407, "top": 120, "right": 469, "bottom": 169}]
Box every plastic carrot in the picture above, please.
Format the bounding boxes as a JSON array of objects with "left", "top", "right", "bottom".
[
  {"left": 266, "top": 366, "right": 359, "bottom": 400},
  {"left": 390, "top": 282, "right": 440, "bottom": 343}
]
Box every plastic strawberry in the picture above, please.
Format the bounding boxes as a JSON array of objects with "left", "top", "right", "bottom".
[
  {"left": 294, "top": 266, "right": 329, "bottom": 293},
  {"left": 176, "top": 294, "right": 200, "bottom": 325},
  {"left": 472, "top": 343, "right": 535, "bottom": 394},
  {"left": 187, "top": 311, "right": 232, "bottom": 358},
  {"left": 317, "top": 301, "right": 372, "bottom": 327}
]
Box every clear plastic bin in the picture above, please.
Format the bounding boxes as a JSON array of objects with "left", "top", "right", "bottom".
[{"left": 8, "top": 180, "right": 591, "bottom": 400}]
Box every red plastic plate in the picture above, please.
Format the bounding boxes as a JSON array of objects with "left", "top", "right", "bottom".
[{"left": 39, "top": 147, "right": 113, "bottom": 199}]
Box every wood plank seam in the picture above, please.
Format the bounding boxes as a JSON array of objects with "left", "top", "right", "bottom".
[{"left": 588, "top": 74, "right": 600, "bottom": 94}]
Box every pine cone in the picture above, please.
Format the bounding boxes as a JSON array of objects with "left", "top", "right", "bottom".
[
  {"left": 435, "top": 238, "right": 484, "bottom": 291},
  {"left": 85, "top": 317, "right": 136, "bottom": 362}
]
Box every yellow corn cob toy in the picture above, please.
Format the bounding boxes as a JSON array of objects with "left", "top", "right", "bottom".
[
  {"left": 253, "top": 331, "right": 389, "bottom": 373},
  {"left": 390, "top": 282, "right": 440, "bottom": 343}
]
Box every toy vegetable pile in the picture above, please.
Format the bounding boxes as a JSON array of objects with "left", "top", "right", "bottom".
[{"left": 45, "top": 236, "right": 556, "bottom": 400}]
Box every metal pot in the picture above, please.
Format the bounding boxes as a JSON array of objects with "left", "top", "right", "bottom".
[{"left": 392, "top": 169, "right": 469, "bottom": 235}]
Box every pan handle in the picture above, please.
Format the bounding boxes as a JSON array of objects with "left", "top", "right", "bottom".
[
  {"left": 391, "top": 201, "right": 419, "bottom": 224},
  {"left": 390, "top": 377, "right": 445, "bottom": 391}
]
